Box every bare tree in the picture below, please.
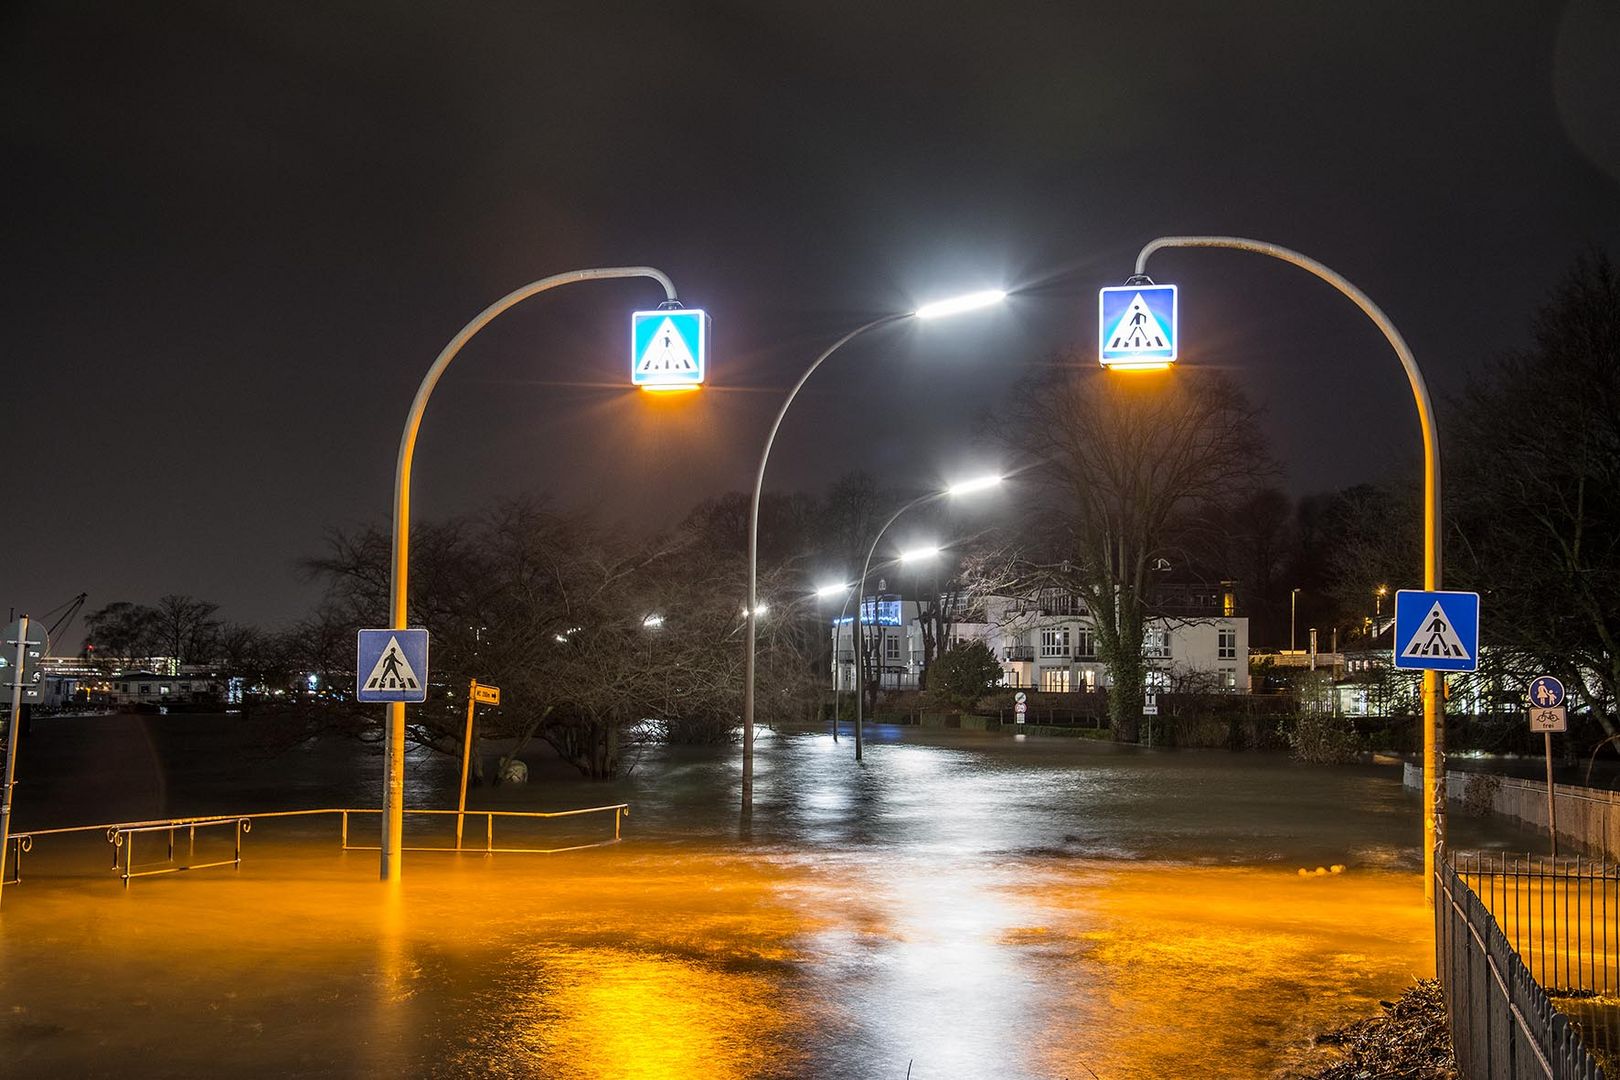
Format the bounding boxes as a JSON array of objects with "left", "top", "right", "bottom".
[
  {"left": 1450, "top": 252, "right": 1620, "bottom": 737},
  {"left": 982, "top": 356, "right": 1272, "bottom": 740}
]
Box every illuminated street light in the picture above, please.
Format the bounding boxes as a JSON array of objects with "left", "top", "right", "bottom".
[
  {"left": 898, "top": 545, "right": 941, "bottom": 562},
  {"left": 1130, "top": 234, "right": 1445, "bottom": 903},
  {"left": 741, "top": 288, "right": 1006, "bottom": 809},
  {"left": 381, "top": 265, "right": 685, "bottom": 883},
  {"left": 642, "top": 614, "right": 665, "bottom": 629},
  {"left": 944, "top": 473, "right": 1003, "bottom": 497},
  {"left": 816, "top": 583, "right": 852, "bottom": 600},
  {"left": 850, "top": 475, "right": 1006, "bottom": 760},
  {"left": 914, "top": 289, "right": 1007, "bottom": 320}
]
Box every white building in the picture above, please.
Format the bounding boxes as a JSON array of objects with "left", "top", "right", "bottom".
[{"left": 832, "top": 584, "right": 1249, "bottom": 695}]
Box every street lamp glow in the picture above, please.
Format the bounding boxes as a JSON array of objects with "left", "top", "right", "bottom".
[
  {"left": 642, "top": 614, "right": 665, "bottom": 629},
  {"left": 913, "top": 289, "right": 1006, "bottom": 320},
  {"left": 946, "top": 474, "right": 1003, "bottom": 497},
  {"left": 743, "top": 603, "right": 769, "bottom": 617},
  {"left": 898, "top": 545, "right": 940, "bottom": 562},
  {"left": 815, "top": 583, "right": 851, "bottom": 600}
]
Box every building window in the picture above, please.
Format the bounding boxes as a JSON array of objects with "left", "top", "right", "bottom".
[
  {"left": 1218, "top": 629, "right": 1237, "bottom": 659},
  {"left": 1041, "top": 668, "right": 1071, "bottom": 692},
  {"left": 1144, "top": 629, "right": 1171, "bottom": 659},
  {"left": 1080, "top": 668, "right": 1096, "bottom": 690},
  {"left": 1003, "top": 669, "right": 1019, "bottom": 688},
  {"left": 884, "top": 635, "right": 902, "bottom": 662},
  {"left": 1040, "top": 629, "right": 1070, "bottom": 657},
  {"left": 1220, "top": 669, "right": 1237, "bottom": 690},
  {"left": 1075, "top": 628, "right": 1097, "bottom": 659}
]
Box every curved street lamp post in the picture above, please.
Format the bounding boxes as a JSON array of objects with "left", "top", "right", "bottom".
[
  {"left": 852, "top": 476, "right": 1000, "bottom": 759},
  {"left": 1132, "top": 236, "right": 1444, "bottom": 901},
  {"left": 740, "top": 291, "right": 1004, "bottom": 808},
  {"left": 381, "top": 266, "right": 683, "bottom": 882}
]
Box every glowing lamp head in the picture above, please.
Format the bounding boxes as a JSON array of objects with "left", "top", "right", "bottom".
[
  {"left": 946, "top": 474, "right": 1003, "bottom": 498},
  {"left": 815, "top": 583, "right": 850, "bottom": 600},
  {"left": 898, "top": 545, "right": 941, "bottom": 563},
  {"left": 914, "top": 289, "right": 1006, "bottom": 320}
]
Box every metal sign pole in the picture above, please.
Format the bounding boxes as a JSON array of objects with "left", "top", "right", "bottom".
[
  {"left": 456, "top": 680, "right": 477, "bottom": 851},
  {"left": 0, "top": 616, "right": 31, "bottom": 909},
  {"left": 1544, "top": 731, "right": 1557, "bottom": 860}
]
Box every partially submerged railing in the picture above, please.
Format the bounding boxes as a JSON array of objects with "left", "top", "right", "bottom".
[
  {"left": 1456, "top": 852, "right": 1619, "bottom": 995},
  {"left": 1438, "top": 856, "right": 1610, "bottom": 1079},
  {"left": 3, "top": 803, "right": 629, "bottom": 888}
]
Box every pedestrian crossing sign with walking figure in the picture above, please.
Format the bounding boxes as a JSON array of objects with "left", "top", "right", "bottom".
[
  {"left": 631, "top": 308, "right": 708, "bottom": 389},
  {"left": 1392, "top": 590, "right": 1480, "bottom": 672},
  {"left": 356, "top": 628, "right": 430, "bottom": 703},
  {"left": 1099, "top": 283, "right": 1177, "bottom": 368}
]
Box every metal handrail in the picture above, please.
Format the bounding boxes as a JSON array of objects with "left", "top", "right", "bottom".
[{"left": 3, "top": 803, "right": 631, "bottom": 888}]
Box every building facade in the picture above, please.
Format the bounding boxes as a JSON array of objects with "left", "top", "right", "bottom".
[{"left": 832, "top": 585, "right": 1250, "bottom": 695}]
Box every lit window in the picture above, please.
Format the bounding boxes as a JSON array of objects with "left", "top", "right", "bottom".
[
  {"left": 1041, "top": 629, "right": 1070, "bottom": 657},
  {"left": 1041, "top": 668, "right": 1071, "bottom": 692},
  {"left": 1218, "top": 629, "right": 1237, "bottom": 659},
  {"left": 1220, "top": 669, "right": 1237, "bottom": 689},
  {"left": 1075, "top": 628, "right": 1096, "bottom": 658},
  {"left": 1144, "top": 629, "right": 1171, "bottom": 658}
]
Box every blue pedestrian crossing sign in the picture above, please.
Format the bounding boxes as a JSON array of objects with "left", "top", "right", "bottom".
[
  {"left": 1393, "top": 590, "right": 1480, "bottom": 672},
  {"left": 631, "top": 308, "right": 708, "bottom": 389},
  {"left": 356, "top": 628, "right": 429, "bottom": 703},
  {"left": 1527, "top": 675, "right": 1565, "bottom": 709},
  {"left": 1099, "top": 284, "right": 1177, "bottom": 367}
]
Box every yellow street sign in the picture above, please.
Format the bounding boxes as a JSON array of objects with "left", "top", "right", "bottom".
[{"left": 473, "top": 684, "right": 501, "bottom": 705}]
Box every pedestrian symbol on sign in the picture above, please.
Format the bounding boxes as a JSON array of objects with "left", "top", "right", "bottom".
[{"left": 364, "top": 637, "right": 420, "bottom": 692}]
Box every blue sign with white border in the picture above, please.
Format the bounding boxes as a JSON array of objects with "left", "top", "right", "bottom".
[
  {"left": 1099, "top": 284, "right": 1177, "bottom": 367},
  {"left": 1527, "top": 675, "right": 1565, "bottom": 709},
  {"left": 1392, "top": 590, "right": 1479, "bottom": 672},
  {"left": 356, "top": 628, "right": 430, "bottom": 703},
  {"left": 631, "top": 309, "right": 708, "bottom": 388}
]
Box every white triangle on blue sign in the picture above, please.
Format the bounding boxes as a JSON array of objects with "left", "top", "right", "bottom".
[
  {"left": 636, "top": 317, "right": 698, "bottom": 375},
  {"left": 1399, "top": 601, "right": 1472, "bottom": 663},
  {"left": 1106, "top": 293, "right": 1172, "bottom": 352},
  {"left": 363, "top": 635, "right": 421, "bottom": 692}
]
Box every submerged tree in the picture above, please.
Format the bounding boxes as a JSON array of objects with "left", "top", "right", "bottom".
[{"left": 980, "top": 356, "right": 1272, "bottom": 740}]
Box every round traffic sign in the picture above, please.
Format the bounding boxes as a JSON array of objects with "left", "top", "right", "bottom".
[
  {"left": 1014, "top": 691, "right": 1027, "bottom": 703},
  {"left": 1527, "top": 676, "right": 1565, "bottom": 709}
]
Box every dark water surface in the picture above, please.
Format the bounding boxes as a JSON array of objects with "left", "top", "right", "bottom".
[{"left": 0, "top": 713, "right": 1543, "bottom": 1078}]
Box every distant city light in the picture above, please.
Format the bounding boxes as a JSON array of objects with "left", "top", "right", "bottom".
[{"left": 914, "top": 289, "right": 1006, "bottom": 320}]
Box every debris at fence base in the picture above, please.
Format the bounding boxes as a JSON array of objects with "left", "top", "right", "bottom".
[{"left": 1308, "top": 979, "right": 1457, "bottom": 1080}]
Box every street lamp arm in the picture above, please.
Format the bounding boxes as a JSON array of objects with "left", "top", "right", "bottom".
[
  {"left": 1133, "top": 235, "right": 1439, "bottom": 585},
  {"left": 741, "top": 311, "right": 909, "bottom": 804},
  {"left": 858, "top": 492, "right": 941, "bottom": 604},
  {"left": 391, "top": 266, "right": 678, "bottom": 626}
]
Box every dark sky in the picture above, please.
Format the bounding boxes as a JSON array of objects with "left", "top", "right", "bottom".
[{"left": 4, "top": 1, "right": 1618, "bottom": 630}]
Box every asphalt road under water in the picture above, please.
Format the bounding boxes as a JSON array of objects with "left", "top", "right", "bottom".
[{"left": 0, "top": 713, "right": 1545, "bottom": 1078}]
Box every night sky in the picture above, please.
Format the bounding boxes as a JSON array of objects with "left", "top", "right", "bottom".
[{"left": 4, "top": 2, "right": 1618, "bottom": 629}]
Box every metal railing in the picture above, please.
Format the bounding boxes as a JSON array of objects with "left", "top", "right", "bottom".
[
  {"left": 1437, "top": 857, "right": 1609, "bottom": 1079},
  {"left": 1456, "top": 852, "right": 1620, "bottom": 994},
  {"left": 3, "top": 803, "right": 629, "bottom": 888}
]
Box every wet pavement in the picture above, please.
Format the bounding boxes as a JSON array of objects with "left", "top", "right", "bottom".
[{"left": 0, "top": 713, "right": 1549, "bottom": 1078}]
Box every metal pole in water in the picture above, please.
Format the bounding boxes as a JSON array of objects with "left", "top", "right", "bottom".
[
  {"left": 0, "top": 616, "right": 30, "bottom": 909},
  {"left": 1545, "top": 730, "right": 1558, "bottom": 860},
  {"left": 456, "top": 680, "right": 477, "bottom": 850}
]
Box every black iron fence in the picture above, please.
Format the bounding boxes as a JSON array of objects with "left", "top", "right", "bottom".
[
  {"left": 1455, "top": 852, "right": 1619, "bottom": 995},
  {"left": 1437, "top": 857, "right": 1609, "bottom": 1079}
]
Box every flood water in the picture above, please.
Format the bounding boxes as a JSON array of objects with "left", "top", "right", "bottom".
[{"left": 0, "top": 713, "right": 1544, "bottom": 1078}]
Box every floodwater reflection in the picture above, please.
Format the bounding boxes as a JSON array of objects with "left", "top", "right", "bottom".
[{"left": 0, "top": 719, "right": 1548, "bottom": 1077}]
